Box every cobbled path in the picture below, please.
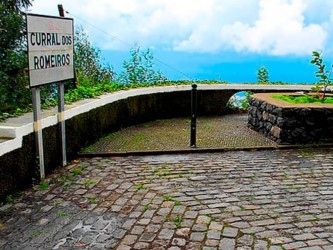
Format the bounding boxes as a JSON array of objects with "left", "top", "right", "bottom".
[
  {"left": 83, "top": 115, "right": 277, "bottom": 153},
  {"left": 1, "top": 148, "right": 333, "bottom": 249}
]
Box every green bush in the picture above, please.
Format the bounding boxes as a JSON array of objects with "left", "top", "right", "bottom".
[{"left": 119, "top": 45, "right": 167, "bottom": 85}]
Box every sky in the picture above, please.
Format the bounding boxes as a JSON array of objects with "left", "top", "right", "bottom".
[{"left": 29, "top": 0, "right": 333, "bottom": 83}]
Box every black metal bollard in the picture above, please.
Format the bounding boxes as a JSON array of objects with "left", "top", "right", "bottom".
[{"left": 190, "top": 84, "right": 197, "bottom": 148}]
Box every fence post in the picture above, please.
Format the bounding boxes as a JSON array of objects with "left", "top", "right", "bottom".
[{"left": 190, "top": 84, "right": 197, "bottom": 148}]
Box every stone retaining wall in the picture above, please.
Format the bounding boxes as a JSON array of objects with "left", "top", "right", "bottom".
[
  {"left": 0, "top": 87, "right": 238, "bottom": 202},
  {"left": 0, "top": 85, "right": 314, "bottom": 202},
  {"left": 248, "top": 93, "right": 333, "bottom": 144}
]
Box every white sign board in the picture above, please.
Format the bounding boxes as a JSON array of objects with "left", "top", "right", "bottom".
[{"left": 27, "top": 14, "right": 74, "bottom": 87}]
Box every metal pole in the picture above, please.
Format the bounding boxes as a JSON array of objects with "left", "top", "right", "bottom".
[
  {"left": 32, "top": 87, "right": 45, "bottom": 179},
  {"left": 58, "top": 82, "right": 67, "bottom": 166},
  {"left": 190, "top": 84, "right": 197, "bottom": 148},
  {"left": 58, "top": 4, "right": 65, "bottom": 17},
  {"left": 57, "top": 4, "right": 67, "bottom": 166}
]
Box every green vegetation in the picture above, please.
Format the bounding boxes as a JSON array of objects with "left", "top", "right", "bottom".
[
  {"left": 0, "top": 0, "right": 33, "bottom": 120},
  {"left": 71, "top": 167, "right": 83, "bottom": 176},
  {"left": 119, "top": 45, "right": 167, "bottom": 85},
  {"left": 174, "top": 200, "right": 181, "bottom": 206},
  {"left": 135, "top": 183, "right": 143, "bottom": 190},
  {"left": 270, "top": 51, "right": 333, "bottom": 105},
  {"left": 83, "top": 179, "right": 97, "bottom": 186},
  {"left": 0, "top": 3, "right": 172, "bottom": 121},
  {"left": 227, "top": 91, "right": 252, "bottom": 111},
  {"left": 172, "top": 215, "right": 183, "bottom": 228},
  {"left": 74, "top": 26, "right": 116, "bottom": 87},
  {"left": 2, "top": 1, "right": 324, "bottom": 123},
  {"left": 6, "top": 195, "right": 13, "bottom": 204},
  {"left": 57, "top": 210, "right": 70, "bottom": 217},
  {"left": 163, "top": 194, "right": 172, "bottom": 201},
  {"left": 88, "top": 196, "right": 98, "bottom": 204},
  {"left": 310, "top": 51, "right": 332, "bottom": 98},
  {"left": 271, "top": 94, "right": 333, "bottom": 104},
  {"left": 29, "top": 230, "right": 42, "bottom": 239},
  {"left": 257, "top": 66, "right": 270, "bottom": 84},
  {"left": 35, "top": 179, "right": 49, "bottom": 191}
]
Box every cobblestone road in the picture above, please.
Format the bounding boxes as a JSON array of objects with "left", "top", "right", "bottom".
[{"left": 1, "top": 148, "right": 333, "bottom": 249}]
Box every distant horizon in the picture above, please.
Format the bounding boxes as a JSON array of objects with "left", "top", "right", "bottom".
[{"left": 101, "top": 50, "right": 319, "bottom": 84}]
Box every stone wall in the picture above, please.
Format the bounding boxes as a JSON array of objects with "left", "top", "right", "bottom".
[
  {"left": 248, "top": 94, "right": 333, "bottom": 144},
  {"left": 0, "top": 87, "right": 239, "bottom": 202},
  {"left": 0, "top": 85, "right": 314, "bottom": 202}
]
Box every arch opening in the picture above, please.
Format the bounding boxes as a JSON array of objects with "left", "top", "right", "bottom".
[{"left": 226, "top": 91, "right": 252, "bottom": 113}]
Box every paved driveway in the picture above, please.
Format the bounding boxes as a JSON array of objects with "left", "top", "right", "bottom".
[{"left": 1, "top": 148, "right": 333, "bottom": 249}]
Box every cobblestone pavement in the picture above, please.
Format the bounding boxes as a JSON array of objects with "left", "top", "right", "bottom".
[
  {"left": 83, "top": 115, "right": 277, "bottom": 153},
  {"left": 1, "top": 148, "right": 333, "bottom": 249}
]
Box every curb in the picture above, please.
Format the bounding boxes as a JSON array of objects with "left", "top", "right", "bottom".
[{"left": 78, "top": 143, "right": 333, "bottom": 158}]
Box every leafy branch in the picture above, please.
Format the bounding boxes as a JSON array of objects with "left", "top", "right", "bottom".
[{"left": 310, "top": 51, "right": 333, "bottom": 98}]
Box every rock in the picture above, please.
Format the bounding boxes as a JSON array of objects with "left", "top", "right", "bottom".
[{"left": 270, "top": 126, "right": 281, "bottom": 138}]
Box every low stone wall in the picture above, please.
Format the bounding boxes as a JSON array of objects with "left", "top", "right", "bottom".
[
  {"left": 248, "top": 93, "right": 333, "bottom": 144},
  {"left": 0, "top": 86, "right": 239, "bottom": 202},
  {"left": 0, "top": 85, "right": 314, "bottom": 202}
]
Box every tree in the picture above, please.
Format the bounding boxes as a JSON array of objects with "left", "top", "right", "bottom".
[
  {"left": 120, "top": 45, "right": 167, "bottom": 85},
  {"left": 310, "top": 51, "right": 332, "bottom": 98},
  {"left": 74, "top": 26, "right": 116, "bottom": 87},
  {"left": 0, "top": 0, "right": 32, "bottom": 65},
  {"left": 257, "top": 66, "right": 269, "bottom": 84},
  {"left": 0, "top": 0, "right": 32, "bottom": 116}
]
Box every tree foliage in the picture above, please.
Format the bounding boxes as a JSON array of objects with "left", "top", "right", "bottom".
[
  {"left": 310, "top": 51, "right": 333, "bottom": 98},
  {"left": 74, "top": 26, "right": 116, "bottom": 87},
  {"left": 120, "top": 46, "right": 167, "bottom": 85},
  {"left": 0, "top": 0, "right": 32, "bottom": 116},
  {"left": 0, "top": 7, "right": 168, "bottom": 120},
  {"left": 257, "top": 66, "right": 269, "bottom": 84}
]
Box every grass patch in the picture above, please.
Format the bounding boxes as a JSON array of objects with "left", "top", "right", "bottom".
[
  {"left": 163, "top": 194, "right": 172, "bottom": 201},
  {"left": 299, "top": 149, "right": 316, "bottom": 158},
  {"left": 89, "top": 197, "right": 98, "bottom": 204},
  {"left": 161, "top": 164, "right": 168, "bottom": 169},
  {"left": 29, "top": 230, "right": 42, "bottom": 239},
  {"left": 136, "top": 183, "right": 143, "bottom": 190},
  {"left": 272, "top": 94, "right": 333, "bottom": 104},
  {"left": 71, "top": 167, "right": 83, "bottom": 176},
  {"left": 142, "top": 204, "right": 149, "bottom": 212},
  {"left": 174, "top": 200, "right": 181, "bottom": 206},
  {"left": 57, "top": 210, "right": 70, "bottom": 217},
  {"left": 35, "top": 180, "right": 49, "bottom": 191},
  {"left": 172, "top": 216, "right": 183, "bottom": 228},
  {"left": 83, "top": 179, "right": 97, "bottom": 186},
  {"left": 6, "top": 195, "right": 13, "bottom": 204}
]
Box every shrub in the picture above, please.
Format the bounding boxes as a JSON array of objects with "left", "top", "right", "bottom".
[{"left": 119, "top": 45, "right": 167, "bottom": 85}]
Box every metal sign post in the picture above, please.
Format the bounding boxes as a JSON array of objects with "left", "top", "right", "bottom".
[
  {"left": 32, "top": 87, "right": 45, "bottom": 179},
  {"left": 58, "top": 5, "right": 67, "bottom": 167},
  {"left": 58, "top": 82, "right": 67, "bottom": 166},
  {"left": 190, "top": 84, "right": 197, "bottom": 148}
]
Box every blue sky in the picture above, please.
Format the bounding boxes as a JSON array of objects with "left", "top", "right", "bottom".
[{"left": 30, "top": 0, "right": 333, "bottom": 83}]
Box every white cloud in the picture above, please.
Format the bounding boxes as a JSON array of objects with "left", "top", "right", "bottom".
[
  {"left": 29, "top": 0, "right": 332, "bottom": 56},
  {"left": 175, "top": 0, "right": 327, "bottom": 55}
]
